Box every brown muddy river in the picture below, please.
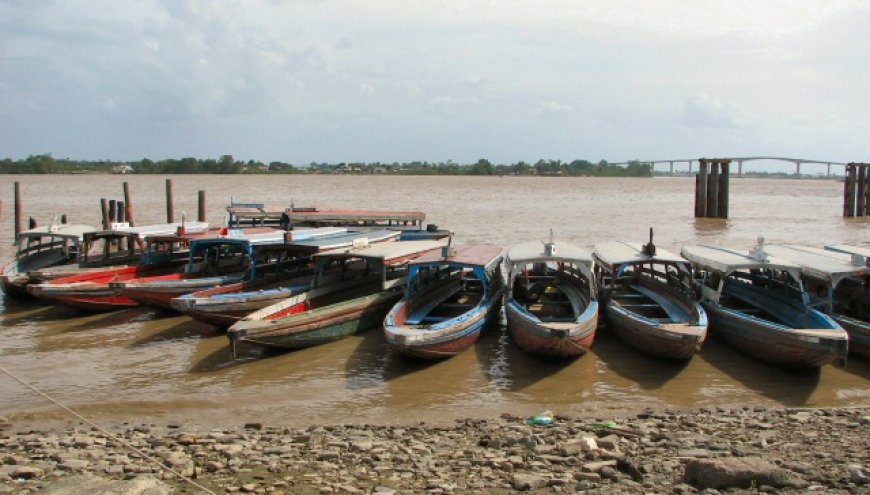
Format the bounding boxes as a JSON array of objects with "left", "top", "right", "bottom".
[{"left": 0, "top": 175, "right": 868, "bottom": 426}]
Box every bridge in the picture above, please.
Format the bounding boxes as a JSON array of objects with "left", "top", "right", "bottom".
[{"left": 610, "top": 156, "right": 848, "bottom": 176}]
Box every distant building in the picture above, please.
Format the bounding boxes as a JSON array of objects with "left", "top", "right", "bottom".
[{"left": 112, "top": 164, "right": 134, "bottom": 174}]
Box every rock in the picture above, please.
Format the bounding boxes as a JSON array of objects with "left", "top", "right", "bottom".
[
  {"left": 373, "top": 487, "right": 396, "bottom": 495},
  {"left": 511, "top": 473, "right": 547, "bottom": 491},
  {"left": 205, "top": 460, "right": 224, "bottom": 473},
  {"left": 573, "top": 472, "right": 600, "bottom": 482},
  {"left": 244, "top": 422, "right": 263, "bottom": 430},
  {"left": 582, "top": 460, "right": 617, "bottom": 472},
  {"left": 616, "top": 456, "right": 643, "bottom": 481},
  {"left": 40, "top": 474, "right": 171, "bottom": 495},
  {"left": 596, "top": 434, "right": 619, "bottom": 451},
  {"left": 11, "top": 466, "right": 43, "bottom": 479},
  {"left": 58, "top": 459, "right": 90, "bottom": 471},
  {"left": 850, "top": 464, "right": 869, "bottom": 485},
  {"left": 683, "top": 457, "right": 808, "bottom": 489}
]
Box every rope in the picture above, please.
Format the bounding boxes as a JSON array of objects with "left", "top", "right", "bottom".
[{"left": 0, "top": 364, "right": 216, "bottom": 495}]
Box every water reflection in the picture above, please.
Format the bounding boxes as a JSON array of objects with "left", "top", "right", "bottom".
[{"left": 593, "top": 330, "right": 690, "bottom": 390}]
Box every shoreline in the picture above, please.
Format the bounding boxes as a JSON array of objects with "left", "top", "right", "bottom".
[{"left": 2, "top": 405, "right": 867, "bottom": 494}]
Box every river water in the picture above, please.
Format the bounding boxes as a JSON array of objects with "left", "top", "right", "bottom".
[{"left": 0, "top": 174, "right": 868, "bottom": 426}]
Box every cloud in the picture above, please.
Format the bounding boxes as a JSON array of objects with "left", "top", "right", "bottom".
[{"left": 680, "top": 94, "right": 759, "bottom": 129}]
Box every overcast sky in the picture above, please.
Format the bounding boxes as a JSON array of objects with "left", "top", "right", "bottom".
[{"left": 1, "top": 0, "right": 868, "bottom": 167}]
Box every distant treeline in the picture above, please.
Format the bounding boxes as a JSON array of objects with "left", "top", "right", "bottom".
[{"left": 0, "top": 154, "right": 653, "bottom": 177}]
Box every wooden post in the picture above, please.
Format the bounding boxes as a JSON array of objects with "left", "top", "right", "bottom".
[
  {"left": 123, "top": 181, "right": 135, "bottom": 227},
  {"left": 108, "top": 199, "right": 117, "bottom": 224},
  {"left": 117, "top": 201, "right": 125, "bottom": 223},
  {"left": 100, "top": 198, "right": 109, "bottom": 229},
  {"left": 198, "top": 190, "right": 206, "bottom": 223},
  {"left": 719, "top": 162, "right": 730, "bottom": 218},
  {"left": 857, "top": 165, "right": 867, "bottom": 217},
  {"left": 165, "top": 179, "right": 175, "bottom": 223},
  {"left": 13, "top": 181, "right": 22, "bottom": 240},
  {"left": 696, "top": 161, "right": 708, "bottom": 218},
  {"left": 844, "top": 164, "right": 857, "bottom": 217},
  {"left": 707, "top": 161, "right": 719, "bottom": 217}
]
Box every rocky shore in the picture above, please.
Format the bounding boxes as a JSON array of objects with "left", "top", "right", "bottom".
[{"left": 1, "top": 406, "right": 868, "bottom": 494}]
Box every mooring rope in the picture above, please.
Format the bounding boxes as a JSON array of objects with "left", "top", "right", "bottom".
[{"left": 0, "top": 364, "right": 216, "bottom": 495}]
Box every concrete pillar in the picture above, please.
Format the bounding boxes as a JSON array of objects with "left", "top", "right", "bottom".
[
  {"left": 845, "top": 164, "right": 857, "bottom": 217},
  {"left": 737, "top": 161, "right": 743, "bottom": 176},
  {"left": 826, "top": 163, "right": 831, "bottom": 177},
  {"left": 707, "top": 161, "right": 720, "bottom": 216},
  {"left": 696, "top": 161, "right": 708, "bottom": 218},
  {"left": 796, "top": 163, "right": 802, "bottom": 176},
  {"left": 669, "top": 161, "right": 674, "bottom": 176}
]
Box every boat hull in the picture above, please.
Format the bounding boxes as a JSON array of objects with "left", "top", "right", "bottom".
[
  {"left": 506, "top": 300, "right": 598, "bottom": 358},
  {"left": 230, "top": 290, "right": 402, "bottom": 352},
  {"left": 605, "top": 302, "right": 707, "bottom": 360},
  {"left": 384, "top": 288, "right": 503, "bottom": 360},
  {"left": 116, "top": 274, "right": 244, "bottom": 312},
  {"left": 703, "top": 302, "right": 848, "bottom": 368},
  {"left": 835, "top": 314, "right": 870, "bottom": 360}
]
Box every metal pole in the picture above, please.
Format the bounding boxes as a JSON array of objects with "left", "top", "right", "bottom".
[
  {"left": 123, "top": 181, "right": 135, "bottom": 227},
  {"left": 165, "top": 179, "right": 175, "bottom": 223}
]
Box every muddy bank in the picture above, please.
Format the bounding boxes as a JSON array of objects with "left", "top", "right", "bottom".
[{"left": 1, "top": 406, "right": 868, "bottom": 494}]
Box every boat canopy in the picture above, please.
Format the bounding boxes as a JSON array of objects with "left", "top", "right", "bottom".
[
  {"left": 593, "top": 241, "right": 686, "bottom": 270},
  {"left": 16, "top": 224, "right": 94, "bottom": 242},
  {"left": 284, "top": 209, "right": 425, "bottom": 224},
  {"left": 765, "top": 245, "right": 870, "bottom": 287},
  {"left": 680, "top": 244, "right": 802, "bottom": 280},
  {"left": 312, "top": 239, "right": 444, "bottom": 265},
  {"left": 410, "top": 244, "right": 504, "bottom": 270},
  {"left": 506, "top": 241, "right": 592, "bottom": 266},
  {"left": 284, "top": 227, "right": 347, "bottom": 240},
  {"left": 121, "top": 221, "right": 209, "bottom": 238},
  {"left": 288, "top": 229, "right": 399, "bottom": 252},
  {"left": 825, "top": 244, "right": 870, "bottom": 266}
]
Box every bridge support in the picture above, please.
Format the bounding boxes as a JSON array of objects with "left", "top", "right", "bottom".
[
  {"left": 796, "top": 163, "right": 802, "bottom": 176},
  {"left": 695, "top": 158, "right": 730, "bottom": 218},
  {"left": 844, "top": 163, "right": 870, "bottom": 217},
  {"left": 826, "top": 163, "right": 831, "bottom": 177},
  {"left": 669, "top": 161, "right": 674, "bottom": 176},
  {"left": 737, "top": 160, "right": 743, "bottom": 176}
]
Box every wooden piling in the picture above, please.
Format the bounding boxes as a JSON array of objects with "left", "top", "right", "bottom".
[
  {"left": 165, "top": 179, "right": 175, "bottom": 223},
  {"left": 14, "top": 181, "right": 22, "bottom": 240},
  {"left": 108, "top": 199, "right": 117, "bottom": 224},
  {"left": 100, "top": 198, "right": 109, "bottom": 229},
  {"left": 696, "top": 161, "right": 708, "bottom": 218},
  {"left": 117, "top": 201, "right": 125, "bottom": 223},
  {"left": 864, "top": 167, "right": 870, "bottom": 216},
  {"left": 198, "top": 190, "right": 206, "bottom": 223},
  {"left": 856, "top": 165, "right": 867, "bottom": 217},
  {"left": 123, "top": 182, "right": 135, "bottom": 227},
  {"left": 707, "top": 161, "right": 719, "bottom": 217},
  {"left": 718, "top": 163, "right": 729, "bottom": 218}
]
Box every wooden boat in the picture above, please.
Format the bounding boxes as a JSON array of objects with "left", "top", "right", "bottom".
[
  {"left": 383, "top": 244, "right": 505, "bottom": 359},
  {"left": 171, "top": 229, "right": 401, "bottom": 327},
  {"left": 764, "top": 244, "right": 869, "bottom": 360},
  {"left": 228, "top": 240, "right": 444, "bottom": 355},
  {"left": 593, "top": 236, "right": 707, "bottom": 360},
  {"left": 110, "top": 228, "right": 313, "bottom": 311},
  {"left": 504, "top": 238, "right": 598, "bottom": 358},
  {"left": 27, "top": 221, "right": 209, "bottom": 284},
  {"left": 0, "top": 222, "right": 94, "bottom": 297},
  {"left": 226, "top": 201, "right": 450, "bottom": 240},
  {"left": 682, "top": 240, "right": 848, "bottom": 368}
]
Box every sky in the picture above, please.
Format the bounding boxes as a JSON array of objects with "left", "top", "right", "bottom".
[{"left": 1, "top": 0, "right": 868, "bottom": 169}]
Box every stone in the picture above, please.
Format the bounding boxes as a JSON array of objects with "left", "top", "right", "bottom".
[
  {"left": 58, "top": 459, "right": 90, "bottom": 471},
  {"left": 683, "top": 457, "right": 808, "bottom": 490},
  {"left": 850, "top": 465, "right": 869, "bottom": 485},
  {"left": 596, "top": 435, "right": 619, "bottom": 451},
  {"left": 511, "top": 473, "right": 548, "bottom": 491},
  {"left": 40, "top": 474, "right": 171, "bottom": 495},
  {"left": 678, "top": 449, "right": 712, "bottom": 458},
  {"left": 373, "top": 487, "right": 396, "bottom": 494},
  {"left": 582, "top": 460, "right": 617, "bottom": 472},
  {"left": 11, "top": 466, "right": 43, "bottom": 479}
]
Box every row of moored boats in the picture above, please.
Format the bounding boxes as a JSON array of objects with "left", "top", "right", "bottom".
[{"left": 1, "top": 215, "right": 867, "bottom": 368}]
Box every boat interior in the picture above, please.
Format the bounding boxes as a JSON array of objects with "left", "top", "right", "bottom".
[
  {"left": 712, "top": 269, "right": 823, "bottom": 328},
  {"left": 605, "top": 263, "right": 694, "bottom": 323},
  {"left": 404, "top": 266, "right": 487, "bottom": 326},
  {"left": 511, "top": 262, "right": 590, "bottom": 322}
]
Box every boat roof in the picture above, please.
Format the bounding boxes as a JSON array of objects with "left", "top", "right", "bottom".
[
  {"left": 507, "top": 241, "right": 592, "bottom": 265},
  {"left": 593, "top": 241, "right": 686, "bottom": 268},
  {"left": 283, "top": 208, "right": 425, "bottom": 223},
  {"left": 84, "top": 221, "right": 211, "bottom": 240},
  {"left": 765, "top": 245, "right": 870, "bottom": 281},
  {"left": 410, "top": 244, "right": 504, "bottom": 268},
  {"left": 312, "top": 239, "right": 444, "bottom": 264},
  {"left": 17, "top": 223, "right": 95, "bottom": 240},
  {"left": 289, "top": 229, "right": 401, "bottom": 250},
  {"left": 680, "top": 244, "right": 802, "bottom": 275},
  {"left": 285, "top": 227, "right": 347, "bottom": 240},
  {"left": 190, "top": 229, "right": 288, "bottom": 249},
  {"left": 825, "top": 243, "right": 870, "bottom": 262}
]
